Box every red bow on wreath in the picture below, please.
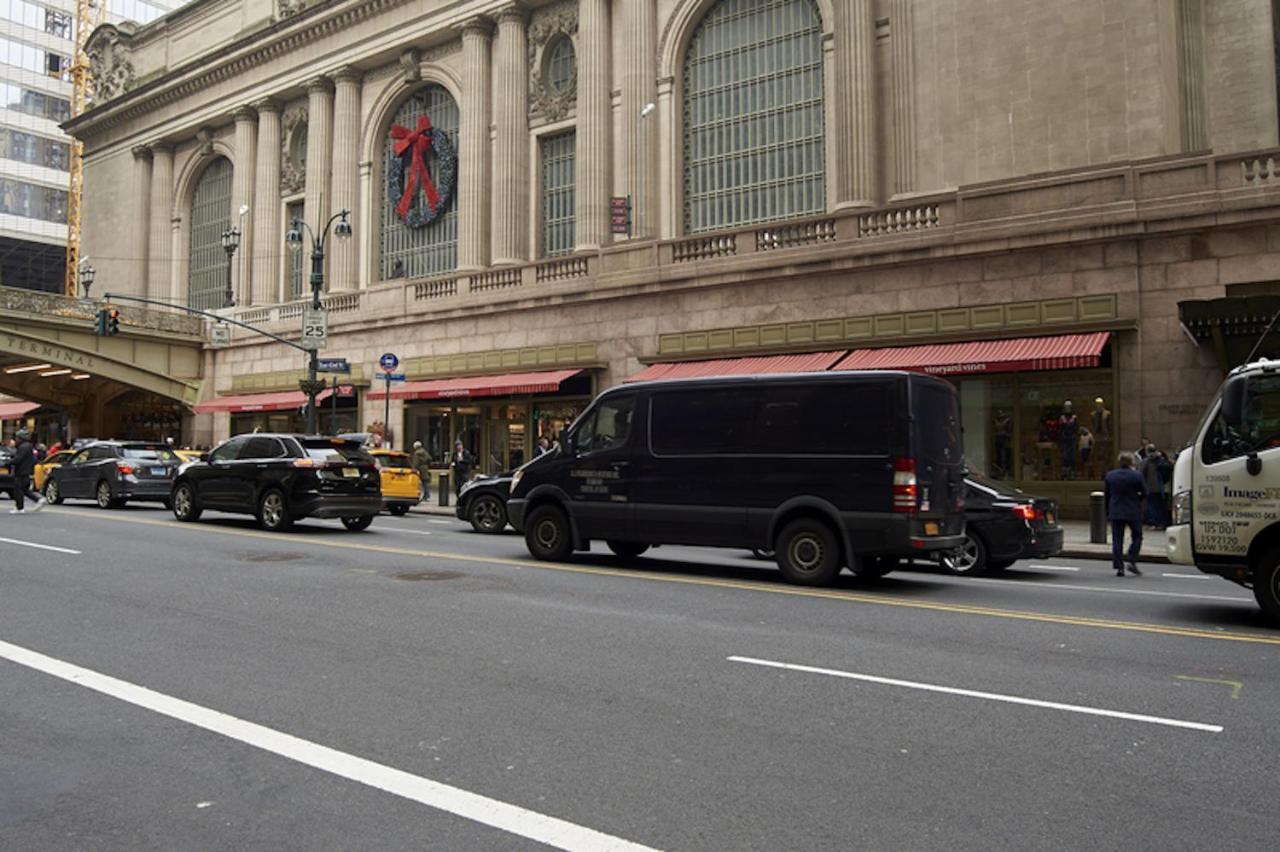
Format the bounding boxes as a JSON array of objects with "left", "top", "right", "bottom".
[{"left": 390, "top": 115, "right": 442, "bottom": 220}]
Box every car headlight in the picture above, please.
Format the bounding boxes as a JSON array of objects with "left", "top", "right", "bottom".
[
  {"left": 1172, "top": 490, "right": 1192, "bottom": 525},
  {"left": 511, "top": 469, "right": 523, "bottom": 492}
]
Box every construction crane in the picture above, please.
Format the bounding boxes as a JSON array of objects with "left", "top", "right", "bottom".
[{"left": 65, "top": 0, "right": 107, "bottom": 298}]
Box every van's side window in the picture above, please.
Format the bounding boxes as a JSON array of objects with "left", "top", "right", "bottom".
[
  {"left": 574, "top": 395, "right": 635, "bottom": 454},
  {"left": 651, "top": 388, "right": 755, "bottom": 454},
  {"left": 752, "top": 383, "right": 888, "bottom": 455}
]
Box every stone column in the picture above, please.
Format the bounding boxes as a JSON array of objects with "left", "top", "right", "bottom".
[
  {"left": 330, "top": 67, "right": 362, "bottom": 290},
  {"left": 618, "top": 0, "right": 656, "bottom": 239},
  {"left": 304, "top": 76, "right": 334, "bottom": 287},
  {"left": 130, "top": 146, "right": 151, "bottom": 295},
  {"left": 834, "top": 0, "right": 878, "bottom": 208},
  {"left": 231, "top": 106, "right": 257, "bottom": 304},
  {"left": 575, "top": 0, "right": 611, "bottom": 250},
  {"left": 491, "top": 5, "right": 529, "bottom": 265},
  {"left": 458, "top": 18, "right": 493, "bottom": 270},
  {"left": 251, "top": 98, "right": 282, "bottom": 305},
  {"left": 889, "top": 0, "right": 915, "bottom": 197},
  {"left": 147, "top": 143, "right": 174, "bottom": 300}
]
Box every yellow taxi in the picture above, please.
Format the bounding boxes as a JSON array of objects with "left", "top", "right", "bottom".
[
  {"left": 174, "top": 449, "right": 203, "bottom": 463},
  {"left": 369, "top": 449, "right": 422, "bottom": 515},
  {"left": 34, "top": 449, "right": 76, "bottom": 491}
]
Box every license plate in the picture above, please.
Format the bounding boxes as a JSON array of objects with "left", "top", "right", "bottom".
[
  {"left": 1046, "top": 512, "right": 1056, "bottom": 525},
  {"left": 0, "top": 467, "right": 8, "bottom": 475},
  {"left": 151, "top": 467, "right": 168, "bottom": 476},
  {"left": 343, "top": 467, "right": 360, "bottom": 478},
  {"left": 924, "top": 521, "right": 940, "bottom": 535}
]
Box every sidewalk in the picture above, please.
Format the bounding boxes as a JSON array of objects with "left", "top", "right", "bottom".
[{"left": 1058, "top": 520, "right": 1169, "bottom": 564}]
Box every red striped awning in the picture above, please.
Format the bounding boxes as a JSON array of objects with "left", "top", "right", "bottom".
[
  {"left": 193, "top": 388, "right": 339, "bottom": 414},
  {"left": 627, "top": 351, "right": 846, "bottom": 382},
  {"left": 367, "top": 369, "right": 583, "bottom": 401},
  {"left": 835, "top": 333, "right": 1110, "bottom": 377},
  {"left": 0, "top": 400, "right": 40, "bottom": 420}
]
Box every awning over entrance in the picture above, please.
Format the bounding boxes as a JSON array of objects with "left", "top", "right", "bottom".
[
  {"left": 627, "top": 351, "right": 846, "bottom": 382},
  {"left": 367, "top": 369, "right": 583, "bottom": 401},
  {"left": 193, "top": 388, "right": 339, "bottom": 414},
  {"left": 0, "top": 399, "right": 40, "bottom": 420},
  {"left": 835, "top": 333, "right": 1110, "bottom": 377}
]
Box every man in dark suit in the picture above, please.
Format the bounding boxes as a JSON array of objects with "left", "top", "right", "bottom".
[{"left": 1104, "top": 451, "right": 1147, "bottom": 577}]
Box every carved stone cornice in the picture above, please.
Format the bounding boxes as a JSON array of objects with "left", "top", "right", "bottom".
[
  {"left": 495, "top": 2, "right": 529, "bottom": 25},
  {"left": 280, "top": 102, "right": 309, "bottom": 195},
  {"left": 195, "top": 126, "right": 215, "bottom": 155},
  {"left": 459, "top": 15, "right": 494, "bottom": 39},
  {"left": 305, "top": 76, "right": 334, "bottom": 95},
  {"left": 252, "top": 97, "right": 281, "bottom": 115},
  {"left": 131, "top": 145, "right": 152, "bottom": 160},
  {"left": 233, "top": 105, "right": 258, "bottom": 123},
  {"left": 332, "top": 65, "right": 363, "bottom": 85},
  {"left": 86, "top": 25, "right": 135, "bottom": 104},
  {"left": 399, "top": 48, "right": 421, "bottom": 83}
]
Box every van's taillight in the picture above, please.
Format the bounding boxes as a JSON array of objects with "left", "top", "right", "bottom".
[
  {"left": 116, "top": 462, "right": 135, "bottom": 475},
  {"left": 892, "top": 457, "right": 917, "bottom": 513}
]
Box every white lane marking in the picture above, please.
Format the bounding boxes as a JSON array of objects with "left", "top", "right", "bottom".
[
  {"left": 425, "top": 519, "right": 453, "bottom": 525},
  {"left": 728, "top": 656, "right": 1223, "bottom": 734},
  {"left": 0, "top": 536, "right": 81, "bottom": 555},
  {"left": 961, "top": 575, "right": 1251, "bottom": 604},
  {"left": 380, "top": 528, "right": 434, "bottom": 537},
  {"left": 0, "top": 640, "right": 659, "bottom": 852},
  {"left": 1162, "top": 573, "right": 1213, "bottom": 580},
  {"left": 1028, "top": 564, "right": 1079, "bottom": 572}
]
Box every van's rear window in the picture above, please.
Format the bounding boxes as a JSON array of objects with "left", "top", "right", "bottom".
[
  {"left": 122, "top": 447, "right": 178, "bottom": 462},
  {"left": 912, "top": 381, "right": 962, "bottom": 465}
]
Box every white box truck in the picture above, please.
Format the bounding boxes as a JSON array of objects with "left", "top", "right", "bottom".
[{"left": 1168, "top": 359, "right": 1280, "bottom": 622}]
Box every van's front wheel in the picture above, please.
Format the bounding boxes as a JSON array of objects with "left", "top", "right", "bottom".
[
  {"left": 776, "top": 519, "right": 841, "bottom": 586},
  {"left": 1254, "top": 547, "right": 1280, "bottom": 624},
  {"left": 525, "top": 504, "right": 573, "bottom": 562}
]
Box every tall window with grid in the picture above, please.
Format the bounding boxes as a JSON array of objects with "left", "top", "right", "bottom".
[
  {"left": 682, "top": 0, "right": 825, "bottom": 234},
  {"left": 540, "top": 130, "right": 576, "bottom": 257},
  {"left": 188, "top": 157, "right": 232, "bottom": 311},
  {"left": 286, "top": 200, "right": 305, "bottom": 300},
  {"left": 380, "top": 85, "right": 459, "bottom": 280}
]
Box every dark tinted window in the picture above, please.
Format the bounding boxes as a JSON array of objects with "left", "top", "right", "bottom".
[
  {"left": 242, "top": 437, "right": 285, "bottom": 460},
  {"left": 751, "top": 382, "right": 891, "bottom": 455},
  {"left": 913, "top": 380, "right": 961, "bottom": 464},
  {"left": 375, "top": 453, "right": 413, "bottom": 469},
  {"left": 122, "top": 447, "right": 178, "bottom": 462},
  {"left": 651, "top": 387, "right": 755, "bottom": 454},
  {"left": 303, "top": 439, "right": 370, "bottom": 463},
  {"left": 209, "top": 437, "right": 247, "bottom": 462},
  {"left": 89, "top": 446, "right": 116, "bottom": 461},
  {"left": 573, "top": 395, "right": 635, "bottom": 454}
]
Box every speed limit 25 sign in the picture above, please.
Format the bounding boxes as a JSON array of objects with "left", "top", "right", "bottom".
[{"left": 301, "top": 308, "right": 328, "bottom": 350}]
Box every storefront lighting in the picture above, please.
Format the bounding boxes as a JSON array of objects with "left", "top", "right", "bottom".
[
  {"left": 4, "top": 362, "right": 52, "bottom": 374},
  {"left": 39, "top": 369, "right": 73, "bottom": 377},
  {"left": 71, "top": 373, "right": 91, "bottom": 380}
]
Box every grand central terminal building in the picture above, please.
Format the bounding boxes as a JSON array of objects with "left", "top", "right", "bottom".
[{"left": 59, "top": 0, "right": 1280, "bottom": 513}]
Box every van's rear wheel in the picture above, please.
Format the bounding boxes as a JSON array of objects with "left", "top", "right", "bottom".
[
  {"left": 1254, "top": 547, "right": 1280, "bottom": 625},
  {"left": 525, "top": 505, "right": 572, "bottom": 562},
  {"left": 607, "top": 540, "right": 649, "bottom": 559},
  {"left": 776, "top": 519, "right": 841, "bottom": 586}
]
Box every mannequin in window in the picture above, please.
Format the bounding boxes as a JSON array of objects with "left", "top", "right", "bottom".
[
  {"left": 1059, "top": 400, "right": 1079, "bottom": 479},
  {"left": 991, "top": 409, "right": 1012, "bottom": 478}
]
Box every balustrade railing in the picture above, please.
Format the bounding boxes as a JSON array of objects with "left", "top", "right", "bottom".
[
  {"left": 755, "top": 219, "right": 838, "bottom": 252},
  {"left": 471, "top": 267, "right": 523, "bottom": 292},
  {"left": 673, "top": 234, "right": 737, "bottom": 262},
  {"left": 534, "top": 256, "right": 589, "bottom": 283},
  {"left": 0, "top": 286, "right": 204, "bottom": 336},
  {"left": 414, "top": 277, "right": 459, "bottom": 300},
  {"left": 857, "top": 204, "right": 941, "bottom": 238},
  {"left": 1241, "top": 156, "right": 1278, "bottom": 185}
]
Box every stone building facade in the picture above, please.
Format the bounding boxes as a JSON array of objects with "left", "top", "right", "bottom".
[{"left": 67, "top": 0, "right": 1280, "bottom": 514}]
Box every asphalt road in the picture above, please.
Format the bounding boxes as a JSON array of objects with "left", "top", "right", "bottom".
[{"left": 1, "top": 502, "right": 1276, "bottom": 851}]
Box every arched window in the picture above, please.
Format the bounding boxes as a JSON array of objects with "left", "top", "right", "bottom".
[
  {"left": 380, "top": 85, "right": 459, "bottom": 280},
  {"left": 682, "top": 0, "right": 825, "bottom": 234},
  {"left": 188, "top": 156, "right": 232, "bottom": 310}
]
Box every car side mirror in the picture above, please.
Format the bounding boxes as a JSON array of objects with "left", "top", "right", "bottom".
[
  {"left": 560, "top": 432, "right": 575, "bottom": 454},
  {"left": 1221, "top": 375, "right": 1247, "bottom": 429},
  {"left": 1247, "top": 452, "right": 1263, "bottom": 476},
  {"left": 198, "top": 453, "right": 210, "bottom": 463}
]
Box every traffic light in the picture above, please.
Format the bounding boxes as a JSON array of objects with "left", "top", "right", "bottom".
[
  {"left": 106, "top": 308, "right": 120, "bottom": 336},
  {"left": 94, "top": 308, "right": 108, "bottom": 336}
]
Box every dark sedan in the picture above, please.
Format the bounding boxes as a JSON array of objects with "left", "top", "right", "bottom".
[
  {"left": 0, "top": 445, "right": 14, "bottom": 500},
  {"left": 44, "top": 442, "right": 182, "bottom": 508},
  {"left": 170, "top": 433, "right": 381, "bottom": 532},
  {"left": 457, "top": 473, "right": 513, "bottom": 533},
  {"left": 939, "top": 472, "right": 1063, "bottom": 575}
]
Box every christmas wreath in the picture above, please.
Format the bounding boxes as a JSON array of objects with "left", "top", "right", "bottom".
[{"left": 387, "top": 113, "right": 457, "bottom": 228}]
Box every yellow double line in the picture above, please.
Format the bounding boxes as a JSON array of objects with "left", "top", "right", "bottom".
[{"left": 52, "top": 508, "right": 1280, "bottom": 647}]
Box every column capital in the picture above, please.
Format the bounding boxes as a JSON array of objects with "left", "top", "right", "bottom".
[
  {"left": 131, "top": 145, "right": 153, "bottom": 161},
  {"left": 458, "top": 15, "right": 493, "bottom": 39},
  {"left": 494, "top": 2, "right": 528, "bottom": 25},
  {"left": 252, "top": 96, "right": 281, "bottom": 115},
  {"left": 305, "top": 76, "right": 334, "bottom": 95},
  {"left": 149, "top": 141, "right": 173, "bottom": 155},
  {"left": 233, "top": 105, "right": 258, "bottom": 123},
  {"left": 332, "top": 65, "right": 363, "bottom": 85}
]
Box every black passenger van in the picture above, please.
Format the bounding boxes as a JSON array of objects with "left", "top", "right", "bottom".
[{"left": 507, "top": 371, "right": 966, "bottom": 585}]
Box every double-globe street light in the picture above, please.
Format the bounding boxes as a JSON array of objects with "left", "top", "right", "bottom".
[
  {"left": 285, "top": 210, "right": 352, "bottom": 434},
  {"left": 221, "top": 226, "right": 241, "bottom": 308}
]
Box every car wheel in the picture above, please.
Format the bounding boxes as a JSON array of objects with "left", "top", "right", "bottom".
[
  {"left": 388, "top": 504, "right": 410, "bottom": 516},
  {"left": 257, "top": 489, "right": 293, "bottom": 532},
  {"left": 469, "top": 494, "right": 508, "bottom": 533},
  {"left": 171, "top": 482, "right": 202, "bottom": 522},
  {"left": 43, "top": 479, "right": 62, "bottom": 505},
  {"left": 96, "top": 480, "right": 122, "bottom": 509},
  {"left": 525, "top": 504, "right": 572, "bottom": 561},
  {"left": 775, "top": 519, "right": 841, "bottom": 586},
  {"left": 1253, "top": 547, "right": 1280, "bottom": 625},
  {"left": 341, "top": 515, "right": 374, "bottom": 531},
  {"left": 750, "top": 547, "right": 775, "bottom": 560},
  {"left": 941, "top": 533, "right": 990, "bottom": 576},
  {"left": 607, "top": 540, "right": 650, "bottom": 559}
]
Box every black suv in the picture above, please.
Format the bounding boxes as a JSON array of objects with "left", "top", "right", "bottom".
[
  {"left": 44, "top": 441, "right": 182, "bottom": 508},
  {"left": 170, "top": 434, "right": 381, "bottom": 531},
  {"left": 0, "top": 445, "right": 14, "bottom": 500}
]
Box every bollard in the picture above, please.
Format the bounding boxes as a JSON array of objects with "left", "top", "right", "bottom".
[
  {"left": 1090, "top": 491, "right": 1107, "bottom": 544},
  {"left": 438, "top": 471, "right": 450, "bottom": 508}
]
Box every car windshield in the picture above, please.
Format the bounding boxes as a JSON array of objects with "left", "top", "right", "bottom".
[
  {"left": 375, "top": 453, "right": 412, "bottom": 469},
  {"left": 303, "top": 439, "right": 369, "bottom": 463},
  {"left": 122, "top": 447, "right": 179, "bottom": 462}
]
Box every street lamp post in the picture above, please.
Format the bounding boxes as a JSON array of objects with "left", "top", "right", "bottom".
[
  {"left": 78, "top": 263, "right": 95, "bottom": 299},
  {"left": 220, "top": 226, "right": 241, "bottom": 308},
  {"left": 286, "top": 210, "right": 352, "bottom": 434}
]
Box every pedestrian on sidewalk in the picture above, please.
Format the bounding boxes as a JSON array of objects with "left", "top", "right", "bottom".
[
  {"left": 449, "top": 440, "right": 473, "bottom": 496},
  {"left": 9, "top": 429, "right": 46, "bottom": 515},
  {"left": 1104, "top": 451, "right": 1146, "bottom": 577},
  {"left": 410, "top": 440, "right": 431, "bottom": 500}
]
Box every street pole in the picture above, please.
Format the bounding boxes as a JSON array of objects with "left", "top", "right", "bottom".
[
  {"left": 383, "top": 374, "right": 391, "bottom": 448},
  {"left": 288, "top": 208, "right": 351, "bottom": 436},
  {"left": 330, "top": 376, "right": 339, "bottom": 434}
]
